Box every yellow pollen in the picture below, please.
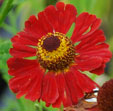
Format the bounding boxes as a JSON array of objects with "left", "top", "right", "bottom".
[{"left": 37, "top": 32, "right": 75, "bottom": 72}]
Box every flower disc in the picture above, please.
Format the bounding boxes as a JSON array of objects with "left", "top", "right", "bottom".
[
  {"left": 37, "top": 32, "right": 75, "bottom": 72},
  {"left": 97, "top": 79, "right": 113, "bottom": 111}
]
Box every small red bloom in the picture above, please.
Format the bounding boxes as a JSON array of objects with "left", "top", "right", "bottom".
[{"left": 7, "top": 2, "right": 112, "bottom": 108}]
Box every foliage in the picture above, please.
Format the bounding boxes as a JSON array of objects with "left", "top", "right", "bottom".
[{"left": 0, "top": 39, "right": 11, "bottom": 82}]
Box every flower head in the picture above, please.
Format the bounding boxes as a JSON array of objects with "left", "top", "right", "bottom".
[
  {"left": 97, "top": 79, "right": 113, "bottom": 111},
  {"left": 7, "top": 2, "right": 112, "bottom": 108}
]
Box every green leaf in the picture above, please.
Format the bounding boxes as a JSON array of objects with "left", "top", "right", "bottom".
[
  {"left": 35, "top": 100, "right": 58, "bottom": 111},
  {"left": 0, "top": 39, "right": 12, "bottom": 82}
]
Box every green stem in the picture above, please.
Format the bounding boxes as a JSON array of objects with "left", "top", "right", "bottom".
[
  {"left": 60, "top": 104, "right": 64, "bottom": 111},
  {"left": 0, "top": 0, "right": 13, "bottom": 26},
  {"left": 17, "top": 99, "right": 25, "bottom": 111},
  {"left": 35, "top": 103, "right": 43, "bottom": 111}
]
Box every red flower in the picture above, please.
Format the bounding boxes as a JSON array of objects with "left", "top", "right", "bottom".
[{"left": 7, "top": 2, "right": 111, "bottom": 108}]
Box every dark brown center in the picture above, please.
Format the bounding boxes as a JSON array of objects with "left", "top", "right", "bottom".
[{"left": 42, "top": 36, "right": 60, "bottom": 52}]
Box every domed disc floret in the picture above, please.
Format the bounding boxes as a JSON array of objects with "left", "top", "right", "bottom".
[{"left": 37, "top": 32, "right": 75, "bottom": 72}]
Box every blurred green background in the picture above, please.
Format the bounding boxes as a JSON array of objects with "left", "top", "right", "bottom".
[{"left": 0, "top": 0, "right": 113, "bottom": 111}]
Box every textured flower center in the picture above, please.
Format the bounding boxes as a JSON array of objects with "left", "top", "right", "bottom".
[
  {"left": 97, "top": 79, "right": 113, "bottom": 111},
  {"left": 42, "top": 35, "right": 60, "bottom": 52},
  {"left": 37, "top": 32, "right": 75, "bottom": 72}
]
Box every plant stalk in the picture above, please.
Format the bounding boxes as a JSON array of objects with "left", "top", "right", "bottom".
[{"left": 0, "top": 0, "right": 13, "bottom": 26}]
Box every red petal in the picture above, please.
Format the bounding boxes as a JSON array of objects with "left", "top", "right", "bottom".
[
  {"left": 75, "top": 39, "right": 112, "bottom": 75},
  {"left": 41, "top": 72, "right": 59, "bottom": 104},
  {"left": 44, "top": 2, "right": 77, "bottom": 34},
  {"left": 90, "top": 64, "right": 105, "bottom": 75},
  {"left": 75, "top": 30, "right": 105, "bottom": 51},
  {"left": 7, "top": 58, "right": 43, "bottom": 76},
  {"left": 37, "top": 11, "right": 53, "bottom": 33},
  {"left": 10, "top": 42, "right": 36, "bottom": 58},
  {"left": 11, "top": 33, "right": 37, "bottom": 46},
  {"left": 76, "top": 43, "right": 112, "bottom": 62},
  {"left": 52, "top": 74, "right": 65, "bottom": 108},
  {"left": 25, "top": 15, "right": 48, "bottom": 37},
  {"left": 10, "top": 30, "right": 39, "bottom": 58},
  {"left": 56, "top": 2, "right": 65, "bottom": 11},
  {"left": 8, "top": 58, "right": 44, "bottom": 101},
  {"left": 64, "top": 71, "right": 84, "bottom": 104},
  {"left": 44, "top": 5, "right": 58, "bottom": 31},
  {"left": 9, "top": 74, "right": 30, "bottom": 93},
  {"left": 72, "top": 69, "right": 97, "bottom": 92},
  {"left": 75, "top": 29, "right": 112, "bottom": 65},
  {"left": 71, "top": 12, "right": 101, "bottom": 43},
  {"left": 25, "top": 70, "right": 44, "bottom": 101},
  {"left": 16, "top": 73, "right": 38, "bottom": 99},
  {"left": 76, "top": 57, "right": 102, "bottom": 72},
  {"left": 52, "top": 74, "right": 72, "bottom": 108},
  {"left": 77, "top": 43, "right": 109, "bottom": 53},
  {"left": 57, "top": 3, "right": 77, "bottom": 33}
]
